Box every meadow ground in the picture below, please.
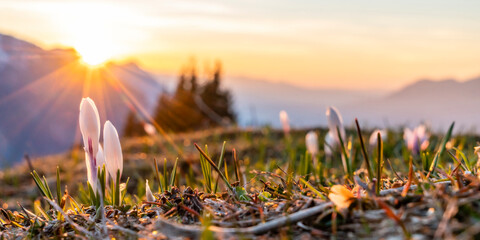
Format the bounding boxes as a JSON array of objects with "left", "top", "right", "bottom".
[{"left": 1, "top": 125, "right": 480, "bottom": 239}]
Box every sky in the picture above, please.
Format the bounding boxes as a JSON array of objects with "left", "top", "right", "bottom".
[{"left": 1, "top": 0, "right": 480, "bottom": 90}]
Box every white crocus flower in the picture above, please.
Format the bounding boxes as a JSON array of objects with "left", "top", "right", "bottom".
[
  {"left": 305, "top": 131, "right": 319, "bottom": 156},
  {"left": 143, "top": 123, "right": 157, "bottom": 136},
  {"left": 96, "top": 144, "right": 109, "bottom": 186},
  {"left": 306, "top": 131, "right": 319, "bottom": 168},
  {"left": 326, "top": 106, "right": 346, "bottom": 147},
  {"left": 145, "top": 179, "right": 155, "bottom": 202},
  {"left": 404, "top": 125, "right": 430, "bottom": 155},
  {"left": 369, "top": 129, "right": 387, "bottom": 148},
  {"left": 324, "top": 130, "right": 335, "bottom": 157},
  {"left": 79, "top": 98, "right": 101, "bottom": 192},
  {"left": 96, "top": 144, "right": 105, "bottom": 170},
  {"left": 279, "top": 110, "right": 290, "bottom": 135},
  {"left": 104, "top": 120, "right": 123, "bottom": 184}
]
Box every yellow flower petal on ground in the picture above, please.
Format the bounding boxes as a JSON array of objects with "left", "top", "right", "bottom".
[{"left": 328, "top": 185, "right": 354, "bottom": 210}]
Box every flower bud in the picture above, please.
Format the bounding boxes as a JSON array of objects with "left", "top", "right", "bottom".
[
  {"left": 279, "top": 110, "right": 290, "bottom": 134},
  {"left": 145, "top": 179, "right": 155, "bottom": 202},
  {"left": 79, "top": 98, "right": 100, "bottom": 192},
  {"left": 305, "top": 131, "right": 319, "bottom": 156},
  {"left": 404, "top": 125, "right": 429, "bottom": 155},
  {"left": 326, "top": 106, "right": 346, "bottom": 146},
  {"left": 104, "top": 121, "right": 123, "bottom": 183},
  {"left": 369, "top": 129, "right": 387, "bottom": 148}
]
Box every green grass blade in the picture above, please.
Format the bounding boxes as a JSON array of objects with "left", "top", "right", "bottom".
[
  {"left": 87, "top": 182, "right": 97, "bottom": 207},
  {"left": 336, "top": 126, "right": 351, "bottom": 178},
  {"left": 115, "top": 169, "right": 121, "bottom": 206},
  {"left": 376, "top": 132, "right": 383, "bottom": 195},
  {"left": 447, "top": 150, "right": 467, "bottom": 172},
  {"left": 428, "top": 122, "right": 455, "bottom": 176},
  {"left": 355, "top": 119, "right": 373, "bottom": 180},
  {"left": 299, "top": 178, "right": 326, "bottom": 200},
  {"left": 195, "top": 143, "right": 234, "bottom": 193},
  {"left": 153, "top": 158, "right": 163, "bottom": 193},
  {"left": 199, "top": 147, "right": 212, "bottom": 193},
  {"left": 56, "top": 166, "right": 62, "bottom": 206},
  {"left": 214, "top": 141, "right": 227, "bottom": 193},
  {"left": 42, "top": 176, "right": 54, "bottom": 200},
  {"left": 224, "top": 156, "right": 229, "bottom": 182},
  {"left": 31, "top": 171, "right": 48, "bottom": 198},
  {"left": 213, "top": 142, "right": 227, "bottom": 193},
  {"left": 233, "top": 148, "right": 241, "bottom": 183},
  {"left": 163, "top": 158, "right": 168, "bottom": 193},
  {"left": 452, "top": 147, "right": 471, "bottom": 172},
  {"left": 169, "top": 158, "right": 179, "bottom": 190},
  {"left": 67, "top": 195, "right": 83, "bottom": 214},
  {"left": 121, "top": 177, "right": 130, "bottom": 205}
]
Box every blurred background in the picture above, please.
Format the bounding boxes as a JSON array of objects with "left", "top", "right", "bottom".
[{"left": 0, "top": 0, "right": 480, "bottom": 165}]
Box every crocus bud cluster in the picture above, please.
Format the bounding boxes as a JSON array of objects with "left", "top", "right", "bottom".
[
  {"left": 79, "top": 98, "right": 123, "bottom": 194},
  {"left": 403, "top": 125, "right": 429, "bottom": 155}
]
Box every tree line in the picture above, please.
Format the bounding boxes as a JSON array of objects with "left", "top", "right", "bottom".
[{"left": 123, "top": 60, "right": 236, "bottom": 136}]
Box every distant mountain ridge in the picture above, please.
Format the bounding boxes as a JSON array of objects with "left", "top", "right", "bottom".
[
  {"left": 388, "top": 77, "right": 480, "bottom": 99},
  {"left": 0, "top": 34, "right": 164, "bottom": 165},
  {"left": 343, "top": 76, "right": 480, "bottom": 132},
  {"left": 222, "top": 77, "right": 383, "bottom": 127}
]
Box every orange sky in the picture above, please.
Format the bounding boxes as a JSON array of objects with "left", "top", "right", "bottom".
[{"left": 1, "top": 0, "right": 480, "bottom": 90}]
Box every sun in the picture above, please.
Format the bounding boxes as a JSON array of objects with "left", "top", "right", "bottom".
[{"left": 76, "top": 44, "right": 112, "bottom": 67}]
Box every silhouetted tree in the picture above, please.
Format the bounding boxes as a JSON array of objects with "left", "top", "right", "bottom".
[
  {"left": 151, "top": 59, "right": 236, "bottom": 133},
  {"left": 123, "top": 110, "right": 144, "bottom": 137},
  {"left": 199, "top": 61, "right": 236, "bottom": 125}
]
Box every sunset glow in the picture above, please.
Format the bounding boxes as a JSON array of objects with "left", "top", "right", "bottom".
[
  {"left": 77, "top": 45, "right": 111, "bottom": 66},
  {"left": 0, "top": 0, "right": 480, "bottom": 90}
]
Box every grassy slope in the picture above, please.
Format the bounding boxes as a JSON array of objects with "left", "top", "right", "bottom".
[{"left": 1, "top": 126, "right": 480, "bottom": 239}]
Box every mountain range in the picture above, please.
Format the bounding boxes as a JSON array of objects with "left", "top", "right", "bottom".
[
  {"left": 223, "top": 76, "right": 480, "bottom": 134},
  {"left": 342, "top": 77, "right": 480, "bottom": 133},
  {"left": 0, "top": 33, "right": 478, "bottom": 165}
]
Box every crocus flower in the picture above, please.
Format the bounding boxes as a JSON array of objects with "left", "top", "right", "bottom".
[
  {"left": 369, "top": 129, "right": 387, "bottom": 148},
  {"left": 145, "top": 179, "right": 155, "bottom": 202},
  {"left": 305, "top": 131, "right": 319, "bottom": 156},
  {"left": 79, "top": 98, "right": 101, "bottom": 192},
  {"left": 324, "top": 131, "right": 335, "bottom": 157},
  {"left": 279, "top": 110, "right": 290, "bottom": 135},
  {"left": 404, "top": 125, "right": 429, "bottom": 155},
  {"left": 328, "top": 185, "right": 354, "bottom": 211},
  {"left": 96, "top": 144, "right": 105, "bottom": 169},
  {"left": 326, "top": 106, "right": 346, "bottom": 147},
  {"left": 104, "top": 121, "right": 123, "bottom": 183},
  {"left": 143, "top": 123, "right": 157, "bottom": 136},
  {"left": 96, "top": 144, "right": 109, "bottom": 186}
]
